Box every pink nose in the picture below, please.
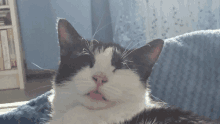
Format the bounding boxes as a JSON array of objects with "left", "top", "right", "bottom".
[{"left": 92, "top": 72, "right": 108, "bottom": 87}]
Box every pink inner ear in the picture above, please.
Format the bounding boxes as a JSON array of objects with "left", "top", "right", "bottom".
[
  {"left": 59, "top": 26, "right": 68, "bottom": 40},
  {"left": 150, "top": 46, "right": 161, "bottom": 62}
]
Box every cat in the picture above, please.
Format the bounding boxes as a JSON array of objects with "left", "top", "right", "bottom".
[{"left": 48, "top": 18, "right": 217, "bottom": 124}]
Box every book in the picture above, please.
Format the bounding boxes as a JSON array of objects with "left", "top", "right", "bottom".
[
  {"left": 0, "top": 0, "right": 3, "bottom": 5},
  {"left": 4, "top": 12, "right": 11, "bottom": 25},
  {"left": 7, "top": 28, "right": 16, "bottom": 68},
  {"left": 0, "top": 10, "right": 10, "bottom": 14},
  {"left": 0, "top": 32, "right": 4, "bottom": 70},
  {"left": 0, "top": 13, "right": 10, "bottom": 19},
  {"left": 1, "top": 30, "right": 11, "bottom": 69},
  {"left": 5, "top": 0, "right": 8, "bottom": 5}
]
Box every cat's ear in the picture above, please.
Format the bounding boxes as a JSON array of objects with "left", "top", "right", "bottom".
[
  {"left": 129, "top": 39, "right": 164, "bottom": 81},
  {"left": 57, "top": 18, "right": 83, "bottom": 55},
  {"left": 131, "top": 39, "right": 164, "bottom": 67},
  {"left": 143, "top": 39, "right": 164, "bottom": 66}
]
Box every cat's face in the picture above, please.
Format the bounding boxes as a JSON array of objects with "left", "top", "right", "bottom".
[{"left": 54, "top": 19, "right": 164, "bottom": 110}]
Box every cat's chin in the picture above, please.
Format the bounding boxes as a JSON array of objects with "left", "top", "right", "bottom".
[{"left": 82, "top": 95, "right": 117, "bottom": 110}]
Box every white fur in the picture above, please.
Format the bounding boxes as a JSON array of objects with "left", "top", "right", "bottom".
[{"left": 49, "top": 47, "right": 157, "bottom": 124}]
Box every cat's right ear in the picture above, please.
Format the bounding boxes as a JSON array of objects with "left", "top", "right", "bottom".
[{"left": 57, "top": 18, "right": 83, "bottom": 55}]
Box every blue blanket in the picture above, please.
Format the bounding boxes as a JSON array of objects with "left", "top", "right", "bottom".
[
  {"left": 0, "top": 91, "right": 52, "bottom": 124},
  {"left": 0, "top": 30, "right": 219, "bottom": 123},
  {"left": 149, "top": 29, "right": 220, "bottom": 120}
]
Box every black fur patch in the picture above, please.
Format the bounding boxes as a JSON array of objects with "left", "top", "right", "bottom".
[{"left": 122, "top": 106, "right": 218, "bottom": 124}]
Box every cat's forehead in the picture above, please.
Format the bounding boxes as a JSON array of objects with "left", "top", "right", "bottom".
[
  {"left": 92, "top": 45, "right": 123, "bottom": 71},
  {"left": 94, "top": 47, "right": 114, "bottom": 55},
  {"left": 103, "top": 47, "right": 114, "bottom": 55},
  {"left": 93, "top": 47, "right": 114, "bottom": 70},
  {"left": 92, "top": 44, "right": 122, "bottom": 61},
  {"left": 90, "top": 41, "right": 124, "bottom": 55},
  {"left": 94, "top": 47, "right": 114, "bottom": 60}
]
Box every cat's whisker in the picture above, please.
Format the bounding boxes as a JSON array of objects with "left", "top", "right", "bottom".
[
  {"left": 74, "top": 81, "right": 91, "bottom": 84},
  {"left": 92, "top": 7, "right": 118, "bottom": 41},
  {"left": 121, "top": 39, "right": 143, "bottom": 59},
  {"left": 121, "top": 39, "right": 152, "bottom": 59},
  {"left": 151, "top": 94, "right": 169, "bottom": 107},
  {"left": 74, "top": 83, "right": 91, "bottom": 86},
  {"left": 103, "top": 86, "right": 122, "bottom": 96},
  {"left": 104, "top": 87, "right": 120, "bottom": 94},
  {"left": 121, "top": 40, "right": 135, "bottom": 57},
  {"left": 121, "top": 49, "right": 130, "bottom": 59},
  {"left": 121, "top": 39, "right": 147, "bottom": 59},
  {"left": 75, "top": 84, "right": 92, "bottom": 87},
  {"left": 124, "top": 63, "right": 131, "bottom": 70},
  {"left": 122, "top": 60, "right": 133, "bottom": 63},
  {"left": 92, "top": 10, "right": 106, "bottom": 40},
  {"left": 122, "top": 47, "right": 138, "bottom": 59},
  {"left": 92, "top": 20, "right": 116, "bottom": 42},
  {"left": 93, "top": 39, "right": 99, "bottom": 43},
  {"left": 121, "top": 61, "right": 138, "bottom": 74},
  {"left": 30, "top": 62, "right": 53, "bottom": 71}
]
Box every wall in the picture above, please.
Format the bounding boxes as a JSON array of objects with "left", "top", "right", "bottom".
[
  {"left": 17, "top": 0, "right": 58, "bottom": 70},
  {"left": 16, "top": 0, "right": 92, "bottom": 70}
]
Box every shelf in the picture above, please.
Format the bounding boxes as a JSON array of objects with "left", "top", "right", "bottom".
[
  {"left": 0, "top": 69, "right": 18, "bottom": 76},
  {"left": 0, "top": 0, "right": 27, "bottom": 90},
  {"left": 0, "top": 5, "right": 10, "bottom": 9},
  {"left": 0, "top": 25, "right": 12, "bottom": 30}
]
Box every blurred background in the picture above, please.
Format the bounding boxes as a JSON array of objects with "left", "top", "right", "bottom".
[
  {"left": 17, "top": 0, "right": 220, "bottom": 70},
  {"left": 0, "top": 0, "right": 219, "bottom": 120}
]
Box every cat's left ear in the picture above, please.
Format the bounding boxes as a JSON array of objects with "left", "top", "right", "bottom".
[
  {"left": 144, "top": 39, "right": 164, "bottom": 66},
  {"left": 130, "top": 39, "right": 164, "bottom": 67}
]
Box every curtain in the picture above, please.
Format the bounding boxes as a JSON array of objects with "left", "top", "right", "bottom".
[
  {"left": 104, "top": 0, "right": 220, "bottom": 48},
  {"left": 91, "top": 0, "right": 113, "bottom": 42}
]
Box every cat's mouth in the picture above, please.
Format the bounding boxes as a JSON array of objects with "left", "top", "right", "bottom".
[
  {"left": 83, "top": 90, "right": 116, "bottom": 110},
  {"left": 86, "top": 90, "right": 108, "bottom": 101}
]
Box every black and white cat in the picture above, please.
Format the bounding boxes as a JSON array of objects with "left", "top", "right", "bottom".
[{"left": 48, "top": 19, "right": 216, "bottom": 124}]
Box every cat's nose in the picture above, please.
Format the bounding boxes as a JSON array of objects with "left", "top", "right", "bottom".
[{"left": 92, "top": 72, "right": 108, "bottom": 86}]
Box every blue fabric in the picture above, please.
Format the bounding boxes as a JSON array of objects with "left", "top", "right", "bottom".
[
  {"left": 0, "top": 91, "right": 52, "bottom": 124},
  {"left": 149, "top": 30, "right": 220, "bottom": 120},
  {"left": 0, "top": 30, "right": 219, "bottom": 123}
]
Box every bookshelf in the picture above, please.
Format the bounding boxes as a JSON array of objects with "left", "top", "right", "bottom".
[{"left": 0, "top": 0, "right": 26, "bottom": 90}]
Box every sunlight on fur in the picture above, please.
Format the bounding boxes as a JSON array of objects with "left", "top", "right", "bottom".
[{"left": 50, "top": 47, "right": 155, "bottom": 123}]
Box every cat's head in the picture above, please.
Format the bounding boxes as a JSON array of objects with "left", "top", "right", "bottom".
[{"left": 54, "top": 19, "right": 164, "bottom": 110}]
